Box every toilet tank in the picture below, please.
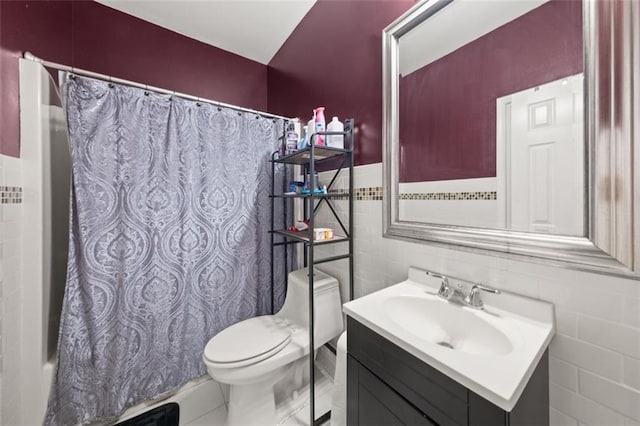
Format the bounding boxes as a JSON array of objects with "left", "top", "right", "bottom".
[{"left": 276, "top": 268, "right": 343, "bottom": 347}]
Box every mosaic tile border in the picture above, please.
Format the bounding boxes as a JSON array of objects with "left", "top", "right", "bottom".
[
  {"left": 328, "top": 187, "right": 382, "bottom": 200},
  {"left": 0, "top": 186, "right": 22, "bottom": 204},
  {"left": 355, "top": 186, "right": 382, "bottom": 201},
  {"left": 327, "top": 187, "right": 496, "bottom": 201},
  {"left": 400, "top": 191, "right": 497, "bottom": 201},
  {"left": 0, "top": 185, "right": 493, "bottom": 205}
]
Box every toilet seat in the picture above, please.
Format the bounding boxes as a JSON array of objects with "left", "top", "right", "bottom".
[{"left": 204, "top": 316, "right": 292, "bottom": 368}]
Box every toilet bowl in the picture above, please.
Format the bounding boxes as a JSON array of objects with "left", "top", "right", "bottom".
[{"left": 203, "top": 268, "right": 343, "bottom": 426}]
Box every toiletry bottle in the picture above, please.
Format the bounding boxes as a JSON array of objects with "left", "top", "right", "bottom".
[
  {"left": 326, "top": 116, "right": 344, "bottom": 148},
  {"left": 285, "top": 122, "right": 298, "bottom": 155},
  {"left": 306, "top": 172, "right": 321, "bottom": 191},
  {"left": 314, "top": 107, "right": 326, "bottom": 146},
  {"left": 293, "top": 120, "right": 301, "bottom": 141},
  {"left": 298, "top": 126, "right": 309, "bottom": 150},
  {"left": 307, "top": 111, "right": 316, "bottom": 146}
]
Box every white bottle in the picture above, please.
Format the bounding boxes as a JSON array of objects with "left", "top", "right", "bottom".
[
  {"left": 326, "top": 116, "right": 344, "bottom": 149},
  {"left": 307, "top": 111, "right": 316, "bottom": 146}
]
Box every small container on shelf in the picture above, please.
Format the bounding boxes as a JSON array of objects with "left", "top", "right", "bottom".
[
  {"left": 285, "top": 181, "right": 305, "bottom": 195},
  {"left": 313, "top": 228, "right": 335, "bottom": 241},
  {"left": 301, "top": 172, "right": 322, "bottom": 194},
  {"left": 287, "top": 220, "right": 309, "bottom": 232}
]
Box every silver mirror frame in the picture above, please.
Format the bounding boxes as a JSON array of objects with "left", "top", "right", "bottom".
[{"left": 383, "top": 0, "right": 640, "bottom": 278}]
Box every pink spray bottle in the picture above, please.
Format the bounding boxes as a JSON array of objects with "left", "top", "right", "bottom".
[{"left": 314, "top": 107, "right": 326, "bottom": 146}]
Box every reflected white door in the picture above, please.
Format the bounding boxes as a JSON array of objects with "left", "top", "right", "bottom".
[{"left": 503, "top": 74, "right": 584, "bottom": 236}]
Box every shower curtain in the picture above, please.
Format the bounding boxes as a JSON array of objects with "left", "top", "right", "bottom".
[{"left": 46, "top": 75, "right": 288, "bottom": 425}]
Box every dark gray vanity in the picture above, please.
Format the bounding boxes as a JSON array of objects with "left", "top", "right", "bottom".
[{"left": 347, "top": 317, "right": 549, "bottom": 426}]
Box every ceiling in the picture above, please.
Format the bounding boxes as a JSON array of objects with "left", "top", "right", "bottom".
[{"left": 96, "top": 0, "right": 317, "bottom": 65}]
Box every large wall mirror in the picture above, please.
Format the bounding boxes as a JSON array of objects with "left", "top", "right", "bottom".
[{"left": 383, "top": 0, "right": 640, "bottom": 277}]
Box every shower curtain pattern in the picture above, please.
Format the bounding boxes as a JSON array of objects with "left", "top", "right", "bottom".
[{"left": 46, "top": 76, "right": 287, "bottom": 425}]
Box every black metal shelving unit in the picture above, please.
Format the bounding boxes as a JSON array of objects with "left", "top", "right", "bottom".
[{"left": 269, "top": 119, "right": 355, "bottom": 426}]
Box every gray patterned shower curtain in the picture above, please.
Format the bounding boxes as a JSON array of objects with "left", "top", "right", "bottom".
[{"left": 45, "top": 76, "right": 288, "bottom": 425}]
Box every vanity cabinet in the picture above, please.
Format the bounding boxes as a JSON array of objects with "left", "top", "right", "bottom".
[{"left": 347, "top": 318, "right": 549, "bottom": 426}]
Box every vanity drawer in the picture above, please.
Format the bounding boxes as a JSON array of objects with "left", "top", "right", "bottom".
[
  {"left": 348, "top": 318, "right": 468, "bottom": 426},
  {"left": 348, "top": 355, "right": 436, "bottom": 426}
]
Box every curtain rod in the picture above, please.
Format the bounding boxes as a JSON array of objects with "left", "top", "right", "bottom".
[{"left": 24, "top": 52, "right": 294, "bottom": 122}]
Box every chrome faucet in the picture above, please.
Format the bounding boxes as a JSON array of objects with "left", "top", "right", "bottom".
[
  {"left": 428, "top": 272, "right": 464, "bottom": 302},
  {"left": 428, "top": 271, "right": 500, "bottom": 310},
  {"left": 464, "top": 284, "right": 501, "bottom": 310},
  {"left": 428, "top": 272, "right": 452, "bottom": 298}
]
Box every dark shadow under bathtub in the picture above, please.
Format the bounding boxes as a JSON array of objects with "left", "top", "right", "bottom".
[{"left": 115, "top": 403, "right": 179, "bottom": 426}]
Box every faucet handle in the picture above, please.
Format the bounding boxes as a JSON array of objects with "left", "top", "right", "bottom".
[
  {"left": 427, "top": 272, "right": 452, "bottom": 299},
  {"left": 464, "top": 284, "right": 500, "bottom": 309}
]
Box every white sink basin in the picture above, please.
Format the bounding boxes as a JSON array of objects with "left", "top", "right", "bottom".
[
  {"left": 343, "top": 267, "right": 555, "bottom": 412},
  {"left": 385, "top": 295, "right": 513, "bottom": 356}
]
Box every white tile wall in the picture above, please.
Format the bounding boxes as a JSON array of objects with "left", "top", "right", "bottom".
[
  {"left": 551, "top": 335, "right": 623, "bottom": 381},
  {"left": 578, "top": 371, "right": 640, "bottom": 420},
  {"left": 0, "top": 153, "right": 24, "bottom": 425},
  {"left": 623, "top": 356, "right": 640, "bottom": 390},
  {"left": 316, "top": 162, "right": 640, "bottom": 425}
]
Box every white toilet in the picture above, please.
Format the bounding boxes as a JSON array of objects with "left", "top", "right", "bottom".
[{"left": 203, "top": 268, "right": 343, "bottom": 426}]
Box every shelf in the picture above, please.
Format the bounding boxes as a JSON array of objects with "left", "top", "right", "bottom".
[
  {"left": 272, "top": 145, "right": 351, "bottom": 165},
  {"left": 270, "top": 193, "right": 350, "bottom": 199},
  {"left": 273, "top": 229, "right": 349, "bottom": 245},
  {"left": 270, "top": 119, "right": 354, "bottom": 426}
]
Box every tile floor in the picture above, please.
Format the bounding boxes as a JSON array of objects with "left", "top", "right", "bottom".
[
  {"left": 278, "top": 365, "right": 334, "bottom": 426},
  {"left": 113, "top": 347, "right": 336, "bottom": 426}
]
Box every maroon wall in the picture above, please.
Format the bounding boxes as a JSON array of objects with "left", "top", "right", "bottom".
[
  {"left": 399, "top": 0, "right": 583, "bottom": 182},
  {"left": 267, "top": 0, "right": 414, "bottom": 166},
  {"left": 0, "top": 1, "right": 267, "bottom": 157},
  {"left": 0, "top": 1, "right": 72, "bottom": 158}
]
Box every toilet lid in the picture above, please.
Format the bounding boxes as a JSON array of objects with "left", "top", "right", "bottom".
[{"left": 204, "top": 316, "right": 292, "bottom": 368}]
